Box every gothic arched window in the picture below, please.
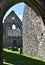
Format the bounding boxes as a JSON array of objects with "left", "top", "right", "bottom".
[{"left": 12, "top": 24, "right": 16, "bottom": 29}]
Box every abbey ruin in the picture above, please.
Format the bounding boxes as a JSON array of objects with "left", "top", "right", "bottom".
[
  {"left": 3, "top": 11, "right": 23, "bottom": 49},
  {"left": 3, "top": 4, "right": 45, "bottom": 59}
]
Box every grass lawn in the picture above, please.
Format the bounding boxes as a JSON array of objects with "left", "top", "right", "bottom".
[{"left": 3, "top": 48, "right": 45, "bottom": 65}]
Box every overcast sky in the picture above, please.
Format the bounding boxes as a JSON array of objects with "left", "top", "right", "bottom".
[{"left": 3, "top": 2, "right": 25, "bottom": 22}]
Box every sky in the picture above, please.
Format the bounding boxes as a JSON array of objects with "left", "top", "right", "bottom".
[{"left": 3, "top": 2, "right": 25, "bottom": 23}]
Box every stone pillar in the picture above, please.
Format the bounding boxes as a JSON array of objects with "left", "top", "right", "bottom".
[
  {"left": 23, "top": 4, "right": 45, "bottom": 59},
  {"left": 22, "top": 5, "right": 39, "bottom": 56}
]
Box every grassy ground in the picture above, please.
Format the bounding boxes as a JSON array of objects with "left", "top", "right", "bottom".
[{"left": 3, "top": 48, "right": 45, "bottom": 65}]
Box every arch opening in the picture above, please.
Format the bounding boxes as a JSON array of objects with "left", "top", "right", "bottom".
[{"left": 0, "top": 0, "right": 45, "bottom": 64}]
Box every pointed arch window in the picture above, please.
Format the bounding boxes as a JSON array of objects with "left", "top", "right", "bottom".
[{"left": 12, "top": 24, "right": 16, "bottom": 29}]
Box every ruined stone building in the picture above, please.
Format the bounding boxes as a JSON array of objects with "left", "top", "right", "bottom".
[
  {"left": 3, "top": 4, "right": 45, "bottom": 59},
  {"left": 3, "top": 11, "right": 23, "bottom": 48},
  {"left": 22, "top": 4, "right": 45, "bottom": 59}
]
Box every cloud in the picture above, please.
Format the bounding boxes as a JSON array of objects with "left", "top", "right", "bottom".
[{"left": 19, "top": 15, "right": 23, "bottom": 21}]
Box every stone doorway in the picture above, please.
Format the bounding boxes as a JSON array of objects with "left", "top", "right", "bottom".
[
  {"left": 12, "top": 40, "right": 18, "bottom": 51},
  {"left": 13, "top": 40, "right": 17, "bottom": 47}
]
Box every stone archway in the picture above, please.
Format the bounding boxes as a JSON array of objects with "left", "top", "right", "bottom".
[{"left": 0, "top": 0, "right": 45, "bottom": 64}]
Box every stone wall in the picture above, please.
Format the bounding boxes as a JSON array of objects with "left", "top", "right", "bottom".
[
  {"left": 22, "top": 4, "right": 45, "bottom": 59},
  {"left": 3, "top": 11, "right": 23, "bottom": 48}
]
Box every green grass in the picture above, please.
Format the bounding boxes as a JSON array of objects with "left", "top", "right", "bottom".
[{"left": 3, "top": 48, "right": 45, "bottom": 65}]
